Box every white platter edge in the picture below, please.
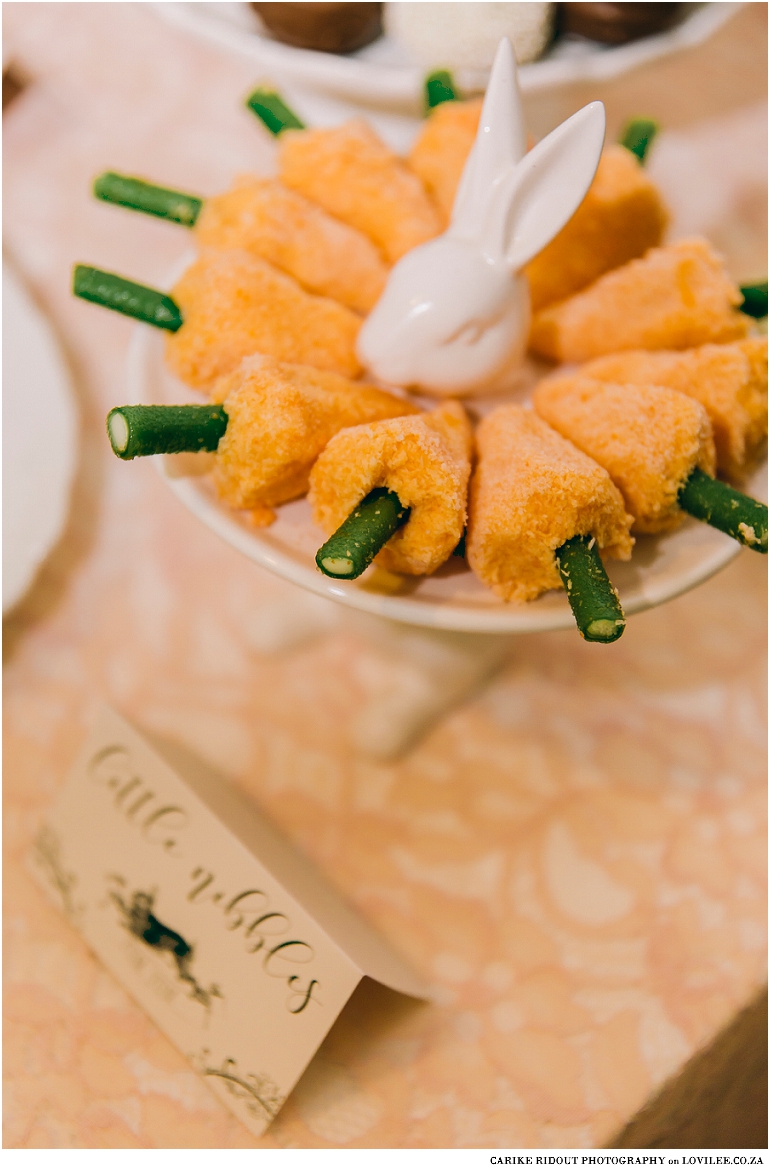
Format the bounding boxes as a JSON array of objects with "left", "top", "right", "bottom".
[{"left": 2, "top": 259, "right": 79, "bottom": 613}]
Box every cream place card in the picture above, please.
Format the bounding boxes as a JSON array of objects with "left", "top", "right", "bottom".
[{"left": 29, "top": 705, "right": 426, "bottom": 1138}]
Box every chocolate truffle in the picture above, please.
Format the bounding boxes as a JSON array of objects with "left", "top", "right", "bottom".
[
  {"left": 558, "top": 4, "right": 681, "bottom": 45},
  {"left": 252, "top": 3, "right": 383, "bottom": 54}
]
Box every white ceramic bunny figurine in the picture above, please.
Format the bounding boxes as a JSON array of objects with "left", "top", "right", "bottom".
[{"left": 357, "top": 37, "right": 606, "bottom": 397}]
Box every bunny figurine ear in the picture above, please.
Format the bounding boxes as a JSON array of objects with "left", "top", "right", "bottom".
[
  {"left": 450, "top": 36, "right": 527, "bottom": 241},
  {"left": 488, "top": 101, "right": 606, "bottom": 272}
]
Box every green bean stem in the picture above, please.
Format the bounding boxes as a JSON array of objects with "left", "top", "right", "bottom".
[
  {"left": 555, "top": 535, "right": 626, "bottom": 643},
  {"left": 106, "top": 405, "right": 228, "bottom": 461},
  {"left": 73, "top": 265, "right": 182, "bottom": 332},
  {"left": 678, "top": 467, "right": 768, "bottom": 553},
  {"left": 739, "top": 282, "right": 768, "bottom": 320},
  {"left": 93, "top": 172, "right": 203, "bottom": 227},
  {"left": 619, "top": 118, "right": 659, "bottom": 164},
  {"left": 316, "top": 488, "right": 410, "bottom": 579},
  {"left": 246, "top": 88, "right": 305, "bottom": 136},
  {"left": 425, "top": 70, "right": 458, "bottom": 110}
]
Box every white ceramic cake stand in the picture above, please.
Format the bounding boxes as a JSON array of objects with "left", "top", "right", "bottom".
[{"left": 125, "top": 319, "right": 766, "bottom": 638}]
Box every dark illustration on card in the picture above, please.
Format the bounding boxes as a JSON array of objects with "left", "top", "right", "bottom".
[
  {"left": 108, "top": 875, "right": 222, "bottom": 1011},
  {"left": 32, "top": 824, "right": 84, "bottom": 922},
  {"left": 190, "top": 1047, "right": 285, "bottom": 1123}
]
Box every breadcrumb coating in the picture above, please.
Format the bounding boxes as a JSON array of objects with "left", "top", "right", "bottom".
[
  {"left": 533, "top": 377, "right": 716, "bottom": 533},
  {"left": 195, "top": 177, "right": 388, "bottom": 314},
  {"left": 210, "top": 355, "right": 416, "bottom": 520},
  {"left": 529, "top": 239, "right": 749, "bottom": 363},
  {"left": 309, "top": 401, "right": 473, "bottom": 576},
  {"left": 407, "top": 133, "right": 668, "bottom": 300},
  {"left": 278, "top": 119, "right": 442, "bottom": 263},
  {"left": 165, "top": 248, "right": 362, "bottom": 392},
  {"left": 408, "top": 98, "right": 483, "bottom": 223},
  {"left": 467, "top": 406, "right": 633, "bottom": 603},
  {"left": 525, "top": 145, "right": 669, "bottom": 312},
  {"left": 576, "top": 339, "right": 768, "bottom": 482}
]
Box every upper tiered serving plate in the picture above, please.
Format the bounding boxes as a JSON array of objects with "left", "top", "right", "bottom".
[{"left": 154, "top": 3, "right": 742, "bottom": 109}]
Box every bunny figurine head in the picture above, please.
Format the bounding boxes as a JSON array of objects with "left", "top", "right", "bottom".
[{"left": 357, "top": 38, "right": 606, "bottom": 397}]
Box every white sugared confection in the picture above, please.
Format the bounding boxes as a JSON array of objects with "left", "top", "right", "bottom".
[{"left": 384, "top": 2, "right": 555, "bottom": 71}]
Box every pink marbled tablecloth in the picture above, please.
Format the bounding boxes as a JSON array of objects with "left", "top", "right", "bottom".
[{"left": 3, "top": 2, "right": 767, "bottom": 1149}]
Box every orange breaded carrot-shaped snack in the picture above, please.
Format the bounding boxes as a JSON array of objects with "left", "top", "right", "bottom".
[
  {"left": 409, "top": 128, "right": 667, "bottom": 296},
  {"left": 467, "top": 406, "right": 633, "bottom": 603},
  {"left": 525, "top": 145, "right": 668, "bottom": 312},
  {"left": 278, "top": 119, "right": 442, "bottom": 263},
  {"left": 165, "top": 248, "right": 362, "bottom": 392},
  {"left": 310, "top": 401, "right": 472, "bottom": 576},
  {"left": 533, "top": 377, "right": 716, "bottom": 533},
  {"left": 209, "top": 355, "right": 416, "bottom": 525},
  {"left": 575, "top": 339, "right": 768, "bottom": 482},
  {"left": 194, "top": 177, "right": 388, "bottom": 314},
  {"left": 408, "top": 97, "right": 483, "bottom": 224},
  {"left": 529, "top": 239, "right": 749, "bottom": 363}
]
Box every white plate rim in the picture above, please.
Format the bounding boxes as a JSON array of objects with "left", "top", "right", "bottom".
[{"left": 2, "top": 259, "right": 79, "bottom": 613}]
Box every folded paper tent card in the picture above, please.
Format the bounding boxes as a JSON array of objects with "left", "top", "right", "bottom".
[{"left": 28, "top": 705, "right": 426, "bottom": 1138}]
